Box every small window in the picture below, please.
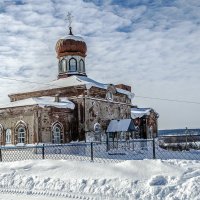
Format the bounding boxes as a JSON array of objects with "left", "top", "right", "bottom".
[
  {"left": 79, "top": 59, "right": 85, "bottom": 72},
  {"left": 69, "top": 58, "right": 77, "bottom": 72},
  {"left": 6, "top": 129, "right": 11, "bottom": 144},
  {"left": 62, "top": 59, "right": 67, "bottom": 72},
  {"left": 106, "top": 91, "right": 113, "bottom": 101},
  {"left": 94, "top": 123, "right": 101, "bottom": 133},
  {"left": 18, "top": 127, "right": 25, "bottom": 143},
  {"left": 59, "top": 61, "right": 62, "bottom": 72}
]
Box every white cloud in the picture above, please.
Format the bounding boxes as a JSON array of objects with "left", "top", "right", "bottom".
[{"left": 0, "top": 0, "right": 200, "bottom": 129}]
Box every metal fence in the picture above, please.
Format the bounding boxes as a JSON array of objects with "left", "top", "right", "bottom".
[{"left": 0, "top": 138, "right": 200, "bottom": 163}]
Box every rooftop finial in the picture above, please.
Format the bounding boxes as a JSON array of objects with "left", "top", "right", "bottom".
[{"left": 66, "top": 12, "right": 73, "bottom": 35}]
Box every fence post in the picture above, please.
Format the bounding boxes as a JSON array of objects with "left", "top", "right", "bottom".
[
  {"left": 0, "top": 148, "right": 2, "bottom": 162},
  {"left": 42, "top": 144, "right": 45, "bottom": 159},
  {"left": 106, "top": 133, "right": 110, "bottom": 152},
  {"left": 153, "top": 137, "right": 156, "bottom": 159},
  {"left": 91, "top": 142, "right": 94, "bottom": 162}
]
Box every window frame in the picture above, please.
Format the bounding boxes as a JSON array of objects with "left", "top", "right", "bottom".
[
  {"left": 6, "top": 129, "right": 11, "bottom": 144},
  {"left": 59, "top": 60, "right": 62, "bottom": 73},
  {"left": 52, "top": 124, "right": 63, "bottom": 144},
  {"left": 106, "top": 91, "right": 113, "bottom": 101},
  {"left": 69, "top": 58, "right": 77, "bottom": 72},
  {"left": 18, "top": 127, "right": 26, "bottom": 143},
  {"left": 94, "top": 123, "right": 101, "bottom": 133},
  {"left": 79, "top": 59, "right": 85, "bottom": 73},
  {"left": 61, "top": 59, "right": 67, "bottom": 72}
]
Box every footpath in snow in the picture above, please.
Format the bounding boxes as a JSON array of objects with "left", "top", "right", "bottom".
[{"left": 0, "top": 159, "right": 199, "bottom": 199}]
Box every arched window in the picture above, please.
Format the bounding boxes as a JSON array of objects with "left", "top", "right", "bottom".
[
  {"left": 62, "top": 59, "right": 67, "bottom": 72},
  {"left": 18, "top": 127, "right": 25, "bottom": 143},
  {"left": 79, "top": 59, "right": 85, "bottom": 73},
  {"left": 15, "top": 121, "right": 27, "bottom": 144},
  {"left": 69, "top": 58, "right": 77, "bottom": 72},
  {"left": 52, "top": 124, "right": 63, "bottom": 144},
  {"left": 6, "top": 129, "right": 11, "bottom": 144},
  {"left": 106, "top": 91, "right": 113, "bottom": 101},
  {"left": 94, "top": 123, "right": 101, "bottom": 133},
  {"left": 59, "top": 60, "right": 62, "bottom": 73}
]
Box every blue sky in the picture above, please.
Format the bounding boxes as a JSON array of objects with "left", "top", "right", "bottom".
[{"left": 0, "top": 0, "right": 200, "bottom": 129}]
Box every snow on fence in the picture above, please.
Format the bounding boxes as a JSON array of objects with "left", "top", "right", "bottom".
[{"left": 0, "top": 139, "right": 200, "bottom": 163}]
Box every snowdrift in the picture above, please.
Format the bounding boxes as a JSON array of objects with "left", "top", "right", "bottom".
[{"left": 0, "top": 159, "right": 199, "bottom": 199}]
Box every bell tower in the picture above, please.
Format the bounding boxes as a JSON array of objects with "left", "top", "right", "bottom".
[{"left": 55, "top": 13, "right": 87, "bottom": 79}]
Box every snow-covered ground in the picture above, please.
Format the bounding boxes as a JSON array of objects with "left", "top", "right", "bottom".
[
  {"left": 0, "top": 159, "right": 199, "bottom": 200},
  {"left": 0, "top": 193, "right": 67, "bottom": 200}
]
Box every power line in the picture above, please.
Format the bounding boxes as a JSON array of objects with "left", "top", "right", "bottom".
[
  {"left": 0, "top": 76, "right": 200, "bottom": 105},
  {"left": 0, "top": 76, "right": 59, "bottom": 87},
  {"left": 135, "top": 95, "right": 200, "bottom": 105}
]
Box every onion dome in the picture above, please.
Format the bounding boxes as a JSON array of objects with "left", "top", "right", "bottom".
[
  {"left": 56, "top": 14, "right": 87, "bottom": 79},
  {"left": 55, "top": 35, "right": 87, "bottom": 59}
]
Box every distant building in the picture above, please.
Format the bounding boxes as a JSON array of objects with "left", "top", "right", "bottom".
[{"left": 131, "top": 107, "right": 159, "bottom": 139}]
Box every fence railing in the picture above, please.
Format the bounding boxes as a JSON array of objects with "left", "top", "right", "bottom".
[{"left": 0, "top": 138, "right": 200, "bottom": 163}]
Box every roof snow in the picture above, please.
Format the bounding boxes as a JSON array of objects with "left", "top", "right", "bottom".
[
  {"left": 0, "top": 97, "right": 75, "bottom": 110},
  {"left": 61, "top": 35, "right": 85, "bottom": 42},
  {"left": 116, "top": 87, "right": 134, "bottom": 99},
  {"left": 131, "top": 107, "right": 151, "bottom": 119},
  {"left": 106, "top": 119, "right": 136, "bottom": 132},
  {"left": 10, "top": 75, "right": 134, "bottom": 99}
]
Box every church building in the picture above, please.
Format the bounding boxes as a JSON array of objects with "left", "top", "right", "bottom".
[{"left": 0, "top": 23, "right": 135, "bottom": 146}]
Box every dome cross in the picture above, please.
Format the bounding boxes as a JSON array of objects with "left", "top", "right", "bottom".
[{"left": 66, "top": 12, "right": 73, "bottom": 35}]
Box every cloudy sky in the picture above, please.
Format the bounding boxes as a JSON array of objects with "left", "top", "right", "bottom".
[{"left": 0, "top": 0, "right": 200, "bottom": 129}]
